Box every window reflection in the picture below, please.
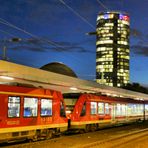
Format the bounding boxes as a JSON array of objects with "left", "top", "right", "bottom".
[
  {"left": 41, "top": 99, "right": 52, "bottom": 116},
  {"left": 8, "top": 96, "right": 20, "bottom": 117},
  {"left": 24, "top": 97, "right": 38, "bottom": 117},
  {"left": 98, "top": 102, "right": 104, "bottom": 114},
  {"left": 91, "top": 102, "right": 97, "bottom": 115}
]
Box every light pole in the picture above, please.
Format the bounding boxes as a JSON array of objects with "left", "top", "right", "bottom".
[
  {"left": 2, "top": 45, "right": 7, "bottom": 60},
  {"left": 2, "top": 38, "right": 21, "bottom": 60}
]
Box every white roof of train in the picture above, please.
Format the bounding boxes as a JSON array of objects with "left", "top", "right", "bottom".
[{"left": 0, "top": 60, "right": 148, "bottom": 101}]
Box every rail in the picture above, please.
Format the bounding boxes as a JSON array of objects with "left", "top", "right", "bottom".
[{"left": 82, "top": 128, "right": 148, "bottom": 148}]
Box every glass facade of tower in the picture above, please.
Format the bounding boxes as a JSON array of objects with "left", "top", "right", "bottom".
[{"left": 96, "top": 12, "right": 130, "bottom": 87}]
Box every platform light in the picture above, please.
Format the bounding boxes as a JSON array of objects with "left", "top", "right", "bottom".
[
  {"left": 106, "top": 93, "right": 111, "bottom": 96},
  {"left": 135, "top": 98, "right": 144, "bottom": 101},
  {"left": 0, "top": 76, "right": 14, "bottom": 80},
  {"left": 66, "top": 110, "right": 71, "bottom": 114},
  {"left": 70, "top": 87, "right": 78, "bottom": 91},
  {"left": 112, "top": 94, "right": 118, "bottom": 97}
]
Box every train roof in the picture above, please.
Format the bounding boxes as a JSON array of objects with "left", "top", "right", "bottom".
[{"left": 0, "top": 60, "right": 148, "bottom": 101}]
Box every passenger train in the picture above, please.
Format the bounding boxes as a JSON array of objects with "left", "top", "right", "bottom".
[
  {"left": 0, "top": 84, "right": 148, "bottom": 143},
  {"left": 64, "top": 93, "right": 148, "bottom": 132}
]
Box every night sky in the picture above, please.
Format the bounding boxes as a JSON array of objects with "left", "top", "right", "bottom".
[{"left": 0, "top": 0, "right": 147, "bottom": 86}]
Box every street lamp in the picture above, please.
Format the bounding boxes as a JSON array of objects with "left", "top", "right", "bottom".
[{"left": 2, "top": 38, "right": 22, "bottom": 60}]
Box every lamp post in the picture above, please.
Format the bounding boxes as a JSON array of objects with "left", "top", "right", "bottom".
[
  {"left": 2, "top": 45, "right": 7, "bottom": 60},
  {"left": 2, "top": 38, "right": 21, "bottom": 60}
]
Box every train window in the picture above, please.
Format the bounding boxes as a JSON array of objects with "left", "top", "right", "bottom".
[
  {"left": 80, "top": 102, "right": 86, "bottom": 116},
  {"left": 132, "top": 104, "right": 137, "bottom": 114},
  {"left": 98, "top": 102, "right": 104, "bottom": 114},
  {"left": 127, "top": 104, "right": 132, "bottom": 116},
  {"left": 116, "top": 104, "right": 122, "bottom": 116},
  {"left": 23, "top": 97, "right": 38, "bottom": 117},
  {"left": 8, "top": 96, "right": 20, "bottom": 117},
  {"left": 91, "top": 102, "right": 97, "bottom": 115},
  {"left": 116, "top": 103, "right": 127, "bottom": 116},
  {"left": 60, "top": 101, "right": 66, "bottom": 117},
  {"left": 41, "top": 99, "right": 52, "bottom": 116},
  {"left": 127, "top": 104, "right": 137, "bottom": 116},
  {"left": 121, "top": 104, "right": 126, "bottom": 116},
  {"left": 145, "top": 105, "right": 148, "bottom": 113},
  {"left": 137, "top": 104, "right": 143, "bottom": 115},
  {"left": 105, "top": 103, "right": 109, "bottom": 114}
]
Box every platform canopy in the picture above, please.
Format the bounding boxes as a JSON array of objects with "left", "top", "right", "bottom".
[{"left": 0, "top": 60, "right": 148, "bottom": 101}]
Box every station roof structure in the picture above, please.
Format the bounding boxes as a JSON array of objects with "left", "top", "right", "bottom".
[{"left": 0, "top": 60, "right": 148, "bottom": 101}]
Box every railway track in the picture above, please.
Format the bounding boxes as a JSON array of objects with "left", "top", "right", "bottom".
[
  {"left": 82, "top": 128, "right": 148, "bottom": 148},
  {"left": 1, "top": 122, "right": 148, "bottom": 148}
]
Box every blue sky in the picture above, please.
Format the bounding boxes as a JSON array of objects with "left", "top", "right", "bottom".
[{"left": 0, "top": 0, "right": 147, "bottom": 86}]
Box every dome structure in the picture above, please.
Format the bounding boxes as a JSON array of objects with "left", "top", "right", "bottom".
[{"left": 40, "top": 62, "right": 77, "bottom": 78}]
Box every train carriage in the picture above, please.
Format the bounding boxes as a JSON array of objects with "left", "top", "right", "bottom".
[
  {"left": 64, "top": 93, "right": 147, "bottom": 132},
  {"left": 0, "top": 84, "right": 67, "bottom": 142}
]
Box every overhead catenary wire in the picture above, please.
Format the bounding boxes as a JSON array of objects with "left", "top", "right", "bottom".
[
  {"left": 0, "top": 18, "right": 95, "bottom": 68},
  {"left": 0, "top": 29, "right": 17, "bottom": 38},
  {"left": 0, "top": 30, "right": 60, "bottom": 68},
  {"left": 0, "top": 1, "right": 99, "bottom": 79},
  {"left": 0, "top": 18, "right": 64, "bottom": 49},
  {"left": 96, "top": 0, "right": 110, "bottom": 11},
  {"left": 0, "top": 29, "right": 48, "bottom": 68},
  {"left": 0, "top": 18, "right": 94, "bottom": 52},
  {"left": 59, "top": 0, "right": 95, "bottom": 30},
  {"left": 0, "top": 0, "right": 99, "bottom": 52},
  {"left": 0, "top": 28, "right": 45, "bottom": 53}
]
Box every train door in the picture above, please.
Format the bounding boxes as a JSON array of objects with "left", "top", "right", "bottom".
[{"left": 111, "top": 103, "right": 115, "bottom": 121}]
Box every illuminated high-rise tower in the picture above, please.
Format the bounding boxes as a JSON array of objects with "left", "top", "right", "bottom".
[{"left": 96, "top": 12, "right": 130, "bottom": 87}]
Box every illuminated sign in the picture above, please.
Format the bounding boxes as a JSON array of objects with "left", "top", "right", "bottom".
[
  {"left": 103, "top": 14, "right": 114, "bottom": 19},
  {"left": 104, "top": 14, "right": 109, "bottom": 19},
  {"left": 119, "top": 14, "right": 129, "bottom": 21}
]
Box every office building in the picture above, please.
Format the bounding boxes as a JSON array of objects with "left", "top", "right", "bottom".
[{"left": 96, "top": 11, "right": 130, "bottom": 87}]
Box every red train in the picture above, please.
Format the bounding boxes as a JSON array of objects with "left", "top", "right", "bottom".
[
  {"left": 0, "top": 84, "right": 148, "bottom": 143},
  {"left": 64, "top": 93, "right": 148, "bottom": 132},
  {"left": 0, "top": 84, "right": 67, "bottom": 142}
]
